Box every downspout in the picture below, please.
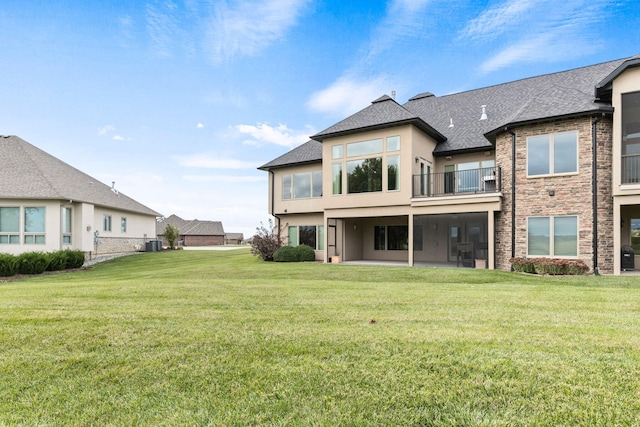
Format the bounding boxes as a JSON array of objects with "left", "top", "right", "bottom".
[
  {"left": 592, "top": 113, "right": 605, "bottom": 275},
  {"left": 505, "top": 128, "right": 517, "bottom": 267},
  {"left": 269, "top": 170, "right": 281, "bottom": 241}
]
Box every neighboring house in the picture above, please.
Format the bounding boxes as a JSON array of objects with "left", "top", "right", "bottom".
[
  {"left": 225, "top": 233, "right": 244, "bottom": 245},
  {"left": 259, "top": 54, "right": 640, "bottom": 275},
  {"left": 0, "top": 136, "right": 161, "bottom": 256},
  {"left": 156, "top": 214, "right": 225, "bottom": 246}
]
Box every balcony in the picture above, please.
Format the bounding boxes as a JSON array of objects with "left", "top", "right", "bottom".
[
  {"left": 622, "top": 153, "right": 640, "bottom": 184},
  {"left": 412, "top": 166, "right": 502, "bottom": 198}
]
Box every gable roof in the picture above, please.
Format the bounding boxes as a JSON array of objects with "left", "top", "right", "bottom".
[
  {"left": 258, "top": 139, "right": 322, "bottom": 170},
  {"left": 0, "top": 135, "right": 160, "bottom": 216},
  {"left": 406, "top": 57, "right": 626, "bottom": 155},
  {"left": 595, "top": 54, "right": 640, "bottom": 101},
  {"left": 260, "top": 54, "right": 638, "bottom": 167},
  {"left": 156, "top": 214, "right": 225, "bottom": 236},
  {"left": 311, "top": 95, "right": 446, "bottom": 143},
  {"left": 182, "top": 220, "right": 225, "bottom": 236}
]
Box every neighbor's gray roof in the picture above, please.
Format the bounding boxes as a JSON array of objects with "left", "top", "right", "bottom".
[
  {"left": 311, "top": 95, "right": 446, "bottom": 143},
  {"left": 156, "top": 214, "right": 189, "bottom": 234},
  {"left": 156, "top": 214, "right": 225, "bottom": 236},
  {"left": 0, "top": 135, "right": 160, "bottom": 216},
  {"left": 182, "top": 220, "right": 225, "bottom": 236},
  {"left": 258, "top": 139, "right": 322, "bottom": 170}
]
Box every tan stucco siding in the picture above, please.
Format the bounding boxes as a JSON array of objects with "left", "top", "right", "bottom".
[
  {"left": 322, "top": 125, "right": 439, "bottom": 211},
  {"left": 612, "top": 66, "right": 640, "bottom": 197},
  {"left": 271, "top": 163, "right": 324, "bottom": 215}
]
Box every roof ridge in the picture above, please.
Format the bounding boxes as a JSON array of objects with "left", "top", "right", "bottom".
[{"left": 411, "top": 56, "right": 629, "bottom": 102}]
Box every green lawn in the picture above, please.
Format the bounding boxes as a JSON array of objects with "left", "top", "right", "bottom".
[{"left": 1, "top": 248, "right": 640, "bottom": 426}]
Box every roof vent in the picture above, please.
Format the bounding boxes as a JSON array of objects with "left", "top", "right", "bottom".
[
  {"left": 111, "top": 181, "right": 119, "bottom": 195},
  {"left": 448, "top": 118, "right": 454, "bottom": 128},
  {"left": 480, "top": 105, "right": 488, "bottom": 121},
  {"left": 408, "top": 92, "right": 435, "bottom": 101}
]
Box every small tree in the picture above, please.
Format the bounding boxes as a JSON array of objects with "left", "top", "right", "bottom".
[
  {"left": 251, "top": 219, "right": 285, "bottom": 261},
  {"left": 164, "top": 224, "right": 180, "bottom": 249}
]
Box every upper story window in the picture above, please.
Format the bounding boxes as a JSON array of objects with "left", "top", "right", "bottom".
[
  {"left": 335, "top": 136, "right": 401, "bottom": 195},
  {"left": 0, "top": 207, "right": 20, "bottom": 244},
  {"left": 332, "top": 145, "right": 343, "bottom": 159},
  {"left": 121, "top": 217, "right": 127, "bottom": 233},
  {"left": 386, "top": 136, "right": 400, "bottom": 151},
  {"left": 527, "top": 131, "right": 578, "bottom": 177},
  {"left": 24, "top": 207, "right": 45, "bottom": 244},
  {"left": 622, "top": 91, "right": 640, "bottom": 183},
  {"left": 347, "top": 139, "right": 383, "bottom": 157},
  {"left": 348, "top": 157, "right": 382, "bottom": 193},
  {"left": 282, "top": 171, "right": 323, "bottom": 200}
]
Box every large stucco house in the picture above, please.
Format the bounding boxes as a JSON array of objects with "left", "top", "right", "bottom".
[
  {"left": 259, "top": 54, "right": 640, "bottom": 275},
  {"left": 0, "top": 136, "right": 161, "bottom": 257}
]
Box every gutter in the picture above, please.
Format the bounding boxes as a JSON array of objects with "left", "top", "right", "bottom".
[
  {"left": 268, "top": 169, "right": 283, "bottom": 245},
  {"left": 591, "top": 113, "right": 608, "bottom": 275},
  {"left": 505, "top": 128, "right": 517, "bottom": 267}
]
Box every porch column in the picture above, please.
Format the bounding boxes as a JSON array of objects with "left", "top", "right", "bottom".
[
  {"left": 408, "top": 213, "right": 414, "bottom": 266},
  {"left": 614, "top": 198, "right": 621, "bottom": 275},
  {"left": 488, "top": 211, "right": 495, "bottom": 270}
]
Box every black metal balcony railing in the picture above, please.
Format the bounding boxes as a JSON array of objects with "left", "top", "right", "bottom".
[
  {"left": 412, "top": 166, "right": 501, "bottom": 198},
  {"left": 622, "top": 154, "right": 640, "bottom": 184}
]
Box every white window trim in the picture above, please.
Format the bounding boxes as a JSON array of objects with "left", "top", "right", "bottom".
[
  {"left": 526, "top": 215, "right": 579, "bottom": 258},
  {"left": 526, "top": 131, "right": 579, "bottom": 178}
]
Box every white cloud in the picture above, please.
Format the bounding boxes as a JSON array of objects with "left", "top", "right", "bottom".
[
  {"left": 145, "top": 0, "right": 182, "bottom": 57},
  {"left": 196, "top": 122, "right": 205, "bottom": 128},
  {"left": 175, "top": 154, "right": 258, "bottom": 169},
  {"left": 113, "top": 135, "right": 125, "bottom": 141},
  {"left": 461, "top": 0, "right": 612, "bottom": 74},
  {"left": 307, "top": 75, "right": 393, "bottom": 118},
  {"left": 458, "top": 0, "right": 537, "bottom": 42},
  {"left": 98, "top": 125, "right": 115, "bottom": 136},
  {"left": 233, "top": 123, "right": 312, "bottom": 148},
  {"left": 366, "top": 0, "right": 433, "bottom": 59},
  {"left": 205, "top": 0, "right": 311, "bottom": 62}
]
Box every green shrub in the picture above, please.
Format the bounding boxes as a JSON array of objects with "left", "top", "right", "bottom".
[
  {"left": 17, "top": 252, "right": 50, "bottom": 275},
  {"left": 510, "top": 257, "right": 589, "bottom": 275},
  {"left": 510, "top": 257, "right": 535, "bottom": 273},
  {"left": 0, "top": 253, "right": 18, "bottom": 277},
  {"left": 273, "top": 245, "right": 298, "bottom": 262},
  {"left": 63, "top": 249, "right": 86, "bottom": 269},
  {"left": 295, "top": 244, "right": 316, "bottom": 262},
  {"left": 46, "top": 251, "right": 69, "bottom": 271}
]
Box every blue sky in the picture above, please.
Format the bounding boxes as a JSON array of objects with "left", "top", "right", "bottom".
[{"left": 1, "top": 0, "right": 638, "bottom": 237}]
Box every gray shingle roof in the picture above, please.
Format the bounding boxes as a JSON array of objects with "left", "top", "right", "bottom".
[
  {"left": 258, "top": 139, "right": 322, "bottom": 170},
  {"left": 311, "top": 95, "right": 446, "bottom": 143},
  {"left": 260, "top": 54, "right": 638, "bottom": 166},
  {"left": 156, "top": 214, "right": 225, "bottom": 236},
  {"left": 182, "top": 220, "right": 225, "bottom": 236},
  {"left": 406, "top": 58, "right": 627, "bottom": 155},
  {"left": 0, "top": 135, "right": 160, "bottom": 216}
]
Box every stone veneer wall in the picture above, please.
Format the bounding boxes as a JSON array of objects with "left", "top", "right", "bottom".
[
  {"left": 94, "top": 237, "right": 147, "bottom": 254},
  {"left": 494, "top": 116, "right": 614, "bottom": 273}
]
